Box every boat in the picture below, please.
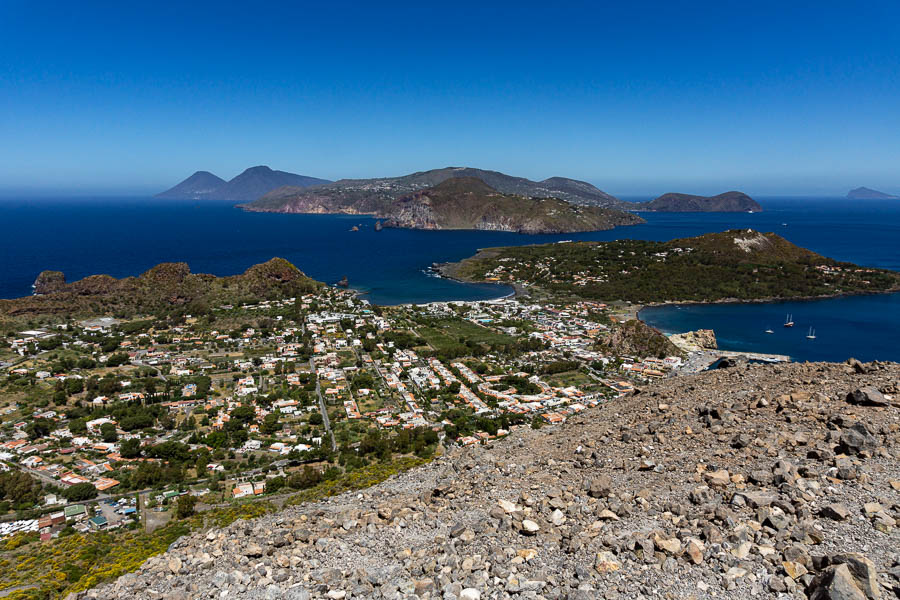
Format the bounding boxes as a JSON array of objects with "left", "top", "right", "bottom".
[
  {"left": 806, "top": 327, "right": 816, "bottom": 340},
  {"left": 765, "top": 328, "right": 774, "bottom": 334},
  {"left": 783, "top": 314, "right": 794, "bottom": 327}
]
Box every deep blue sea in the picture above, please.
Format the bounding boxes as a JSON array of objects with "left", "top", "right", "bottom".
[{"left": 1, "top": 196, "right": 898, "bottom": 362}]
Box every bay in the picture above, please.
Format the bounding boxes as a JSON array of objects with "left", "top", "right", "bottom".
[{"left": 1, "top": 195, "right": 898, "bottom": 361}]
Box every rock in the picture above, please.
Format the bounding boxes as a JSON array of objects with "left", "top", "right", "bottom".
[
  {"left": 586, "top": 476, "right": 611, "bottom": 498},
  {"left": 831, "top": 554, "right": 881, "bottom": 600},
  {"left": 861, "top": 502, "right": 883, "bottom": 517},
  {"left": 685, "top": 539, "right": 704, "bottom": 564},
  {"left": 821, "top": 503, "right": 852, "bottom": 521},
  {"left": 739, "top": 491, "right": 779, "bottom": 508},
  {"left": 810, "top": 563, "right": 868, "bottom": 600},
  {"left": 168, "top": 557, "right": 182, "bottom": 574},
  {"left": 704, "top": 469, "right": 730, "bottom": 487},
  {"left": 846, "top": 387, "right": 889, "bottom": 407},
  {"left": 497, "top": 499, "right": 518, "bottom": 513},
  {"left": 550, "top": 509, "right": 566, "bottom": 526},
  {"left": 783, "top": 560, "right": 808, "bottom": 579},
  {"left": 520, "top": 520, "right": 540, "bottom": 535},
  {"left": 652, "top": 534, "right": 682, "bottom": 556},
  {"left": 839, "top": 423, "right": 880, "bottom": 456},
  {"left": 517, "top": 548, "right": 538, "bottom": 561},
  {"left": 595, "top": 551, "right": 621, "bottom": 573},
  {"left": 460, "top": 588, "right": 481, "bottom": 600}
]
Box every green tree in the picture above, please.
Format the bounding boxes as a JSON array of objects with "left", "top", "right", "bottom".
[
  {"left": 26, "top": 418, "right": 51, "bottom": 440},
  {"left": 176, "top": 495, "right": 198, "bottom": 519},
  {"left": 63, "top": 482, "right": 98, "bottom": 501},
  {"left": 120, "top": 438, "right": 142, "bottom": 458},
  {"left": 99, "top": 422, "right": 118, "bottom": 443}
]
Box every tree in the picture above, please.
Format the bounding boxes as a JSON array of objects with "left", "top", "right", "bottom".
[
  {"left": 99, "top": 422, "right": 118, "bottom": 443},
  {"left": 287, "top": 466, "right": 322, "bottom": 490},
  {"left": 66, "top": 378, "right": 85, "bottom": 394},
  {"left": 68, "top": 418, "right": 88, "bottom": 435},
  {"left": 230, "top": 404, "right": 255, "bottom": 424},
  {"left": 176, "top": 495, "right": 197, "bottom": 519},
  {"left": 26, "top": 418, "right": 51, "bottom": 440},
  {"left": 63, "top": 482, "right": 98, "bottom": 501},
  {"left": 120, "top": 438, "right": 142, "bottom": 458},
  {"left": 106, "top": 353, "right": 130, "bottom": 367},
  {"left": 260, "top": 412, "right": 280, "bottom": 435}
]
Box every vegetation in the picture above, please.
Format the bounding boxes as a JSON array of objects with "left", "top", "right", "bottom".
[
  {"left": 286, "top": 455, "right": 431, "bottom": 506},
  {"left": 450, "top": 230, "right": 900, "bottom": 303},
  {"left": 0, "top": 257, "right": 322, "bottom": 320},
  {"left": 0, "top": 502, "right": 271, "bottom": 600}
]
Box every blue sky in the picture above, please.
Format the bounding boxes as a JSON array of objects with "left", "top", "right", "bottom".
[{"left": 1, "top": 0, "right": 899, "bottom": 196}]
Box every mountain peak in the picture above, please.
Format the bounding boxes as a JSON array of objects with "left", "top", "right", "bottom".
[
  {"left": 157, "top": 167, "right": 331, "bottom": 202},
  {"left": 847, "top": 186, "right": 899, "bottom": 200}
]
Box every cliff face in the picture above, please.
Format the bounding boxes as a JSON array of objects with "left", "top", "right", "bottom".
[
  {"left": 380, "top": 177, "right": 645, "bottom": 234},
  {"left": 642, "top": 191, "right": 762, "bottom": 212}
]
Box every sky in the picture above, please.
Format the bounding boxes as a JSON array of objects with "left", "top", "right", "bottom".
[{"left": 1, "top": 0, "right": 899, "bottom": 197}]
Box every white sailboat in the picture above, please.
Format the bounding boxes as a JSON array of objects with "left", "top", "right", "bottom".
[
  {"left": 765, "top": 327, "right": 774, "bottom": 334},
  {"left": 784, "top": 314, "right": 794, "bottom": 327},
  {"left": 806, "top": 327, "right": 816, "bottom": 340}
]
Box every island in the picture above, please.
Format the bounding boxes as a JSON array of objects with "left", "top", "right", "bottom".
[
  {"left": 635, "top": 191, "right": 762, "bottom": 212},
  {"left": 846, "top": 186, "right": 899, "bottom": 200},
  {"left": 439, "top": 229, "right": 900, "bottom": 303},
  {"left": 157, "top": 166, "right": 330, "bottom": 201},
  {"left": 379, "top": 177, "right": 645, "bottom": 233},
  {"left": 239, "top": 165, "right": 629, "bottom": 213}
]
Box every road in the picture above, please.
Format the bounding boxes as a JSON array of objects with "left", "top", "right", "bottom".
[
  {"left": 132, "top": 350, "right": 167, "bottom": 382},
  {"left": 309, "top": 357, "right": 337, "bottom": 452}
]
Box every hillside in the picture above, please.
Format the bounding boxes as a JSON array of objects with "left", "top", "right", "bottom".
[
  {"left": 154, "top": 171, "right": 226, "bottom": 200},
  {"left": 0, "top": 258, "right": 322, "bottom": 319},
  {"left": 442, "top": 229, "right": 900, "bottom": 303},
  {"left": 241, "top": 166, "right": 626, "bottom": 214},
  {"left": 637, "top": 191, "right": 762, "bottom": 212},
  {"left": 156, "top": 166, "right": 330, "bottom": 201},
  {"left": 380, "top": 177, "right": 645, "bottom": 234},
  {"left": 72, "top": 360, "right": 900, "bottom": 600},
  {"left": 847, "top": 187, "right": 899, "bottom": 200}
]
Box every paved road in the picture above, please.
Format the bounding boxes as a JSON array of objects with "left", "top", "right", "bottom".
[
  {"left": 309, "top": 357, "right": 337, "bottom": 452},
  {"left": 132, "top": 350, "right": 167, "bottom": 382}
]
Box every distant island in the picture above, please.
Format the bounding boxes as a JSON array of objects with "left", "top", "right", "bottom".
[
  {"left": 846, "top": 186, "right": 899, "bottom": 200},
  {"left": 157, "top": 166, "right": 330, "bottom": 201},
  {"left": 379, "top": 177, "right": 644, "bottom": 234},
  {"left": 240, "top": 166, "right": 628, "bottom": 213},
  {"left": 440, "top": 229, "right": 900, "bottom": 303},
  {"left": 633, "top": 191, "right": 762, "bottom": 212}
]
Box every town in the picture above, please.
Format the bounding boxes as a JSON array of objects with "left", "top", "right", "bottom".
[{"left": 0, "top": 287, "right": 684, "bottom": 545}]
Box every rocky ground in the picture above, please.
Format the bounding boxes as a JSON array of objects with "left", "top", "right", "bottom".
[{"left": 73, "top": 360, "right": 900, "bottom": 600}]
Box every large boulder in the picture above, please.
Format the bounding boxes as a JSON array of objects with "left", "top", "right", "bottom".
[{"left": 846, "top": 387, "right": 889, "bottom": 407}]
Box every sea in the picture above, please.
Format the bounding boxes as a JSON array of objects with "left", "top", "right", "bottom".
[{"left": 1, "top": 196, "right": 898, "bottom": 362}]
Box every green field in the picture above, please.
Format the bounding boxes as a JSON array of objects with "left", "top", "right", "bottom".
[{"left": 416, "top": 318, "right": 516, "bottom": 352}]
